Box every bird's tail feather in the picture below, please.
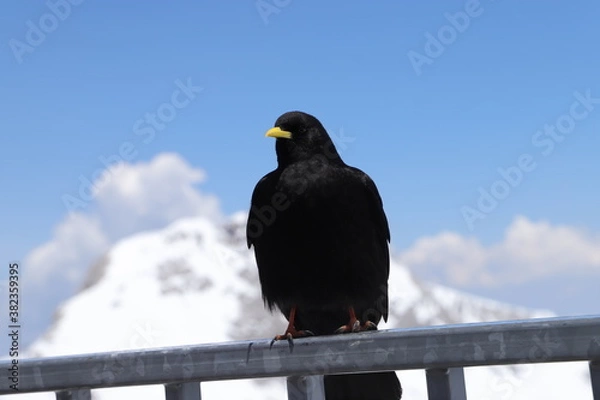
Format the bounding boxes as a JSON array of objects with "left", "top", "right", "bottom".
[{"left": 324, "top": 371, "right": 402, "bottom": 400}]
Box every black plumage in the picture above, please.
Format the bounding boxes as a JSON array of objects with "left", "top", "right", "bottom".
[{"left": 246, "top": 111, "right": 401, "bottom": 400}]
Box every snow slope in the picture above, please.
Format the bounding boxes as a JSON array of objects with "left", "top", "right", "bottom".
[{"left": 8, "top": 214, "right": 592, "bottom": 399}]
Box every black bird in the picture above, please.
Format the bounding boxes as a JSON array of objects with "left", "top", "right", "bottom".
[{"left": 247, "top": 111, "right": 401, "bottom": 400}]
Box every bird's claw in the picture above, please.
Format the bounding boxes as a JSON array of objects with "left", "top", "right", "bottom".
[
  {"left": 270, "top": 333, "right": 292, "bottom": 349},
  {"left": 363, "top": 321, "right": 378, "bottom": 330},
  {"left": 335, "top": 320, "right": 377, "bottom": 334},
  {"left": 334, "top": 325, "right": 353, "bottom": 334},
  {"left": 269, "top": 329, "right": 314, "bottom": 349}
]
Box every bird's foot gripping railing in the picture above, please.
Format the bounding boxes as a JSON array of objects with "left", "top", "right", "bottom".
[{"left": 1, "top": 316, "right": 599, "bottom": 400}]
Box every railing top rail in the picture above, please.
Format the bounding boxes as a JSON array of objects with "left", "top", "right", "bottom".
[{"left": 2, "top": 315, "right": 599, "bottom": 394}]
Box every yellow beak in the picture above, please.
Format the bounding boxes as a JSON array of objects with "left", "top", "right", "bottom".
[{"left": 265, "top": 127, "right": 292, "bottom": 139}]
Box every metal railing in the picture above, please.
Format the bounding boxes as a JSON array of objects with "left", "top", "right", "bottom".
[{"left": 1, "top": 315, "right": 599, "bottom": 399}]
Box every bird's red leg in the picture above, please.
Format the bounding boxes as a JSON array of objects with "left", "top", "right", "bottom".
[
  {"left": 335, "top": 307, "right": 378, "bottom": 334},
  {"left": 272, "top": 306, "right": 314, "bottom": 343}
]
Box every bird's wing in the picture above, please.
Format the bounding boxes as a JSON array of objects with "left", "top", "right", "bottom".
[
  {"left": 353, "top": 167, "right": 390, "bottom": 244},
  {"left": 346, "top": 167, "right": 391, "bottom": 321},
  {"left": 246, "top": 172, "right": 277, "bottom": 249}
]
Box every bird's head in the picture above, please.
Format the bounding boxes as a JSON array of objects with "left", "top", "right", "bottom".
[{"left": 265, "top": 111, "right": 342, "bottom": 167}]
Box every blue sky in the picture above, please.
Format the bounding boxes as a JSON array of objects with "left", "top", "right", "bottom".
[{"left": 1, "top": 1, "right": 600, "bottom": 345}]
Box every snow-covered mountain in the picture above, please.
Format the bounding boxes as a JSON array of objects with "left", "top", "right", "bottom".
[{"left": 13, "top": 214, "right": 592, "bottom": 399}]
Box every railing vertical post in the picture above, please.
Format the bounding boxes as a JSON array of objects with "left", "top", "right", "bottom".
[
  {"left": 590, "top": 361, "right": 600, "bottom": 400},
  {"left": 426, "top": 367, "right": 467, "bottom": 400},
  {"left": 287, "top": 375, "right": 325, "bottom": 400},
  {"left": 55, "top": 389, "right": 91, "bottom": 400},
  {"left": 165, "top": 382, "right": 202, "bottom": 400}
]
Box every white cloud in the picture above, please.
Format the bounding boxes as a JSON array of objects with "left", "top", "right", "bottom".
[
  {"left": 398, "top": 231, "right": 491, "bottom": 286},
  {"left": 24, "top": 152, "right": 221, "bottom": 287},
  {"left": 93, "top": 152, "right": 221, "bottom": 238},
  {"left": 493, "top": 217, "right": 600, "bottom": 279},
  {"left": 25, "top": 213, "right": 109, "bottom": 284},
  {"left": 397, "top": 216, "right": 600, "bottom": 287}
]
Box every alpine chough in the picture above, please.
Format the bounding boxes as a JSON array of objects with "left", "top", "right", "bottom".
[{"left": 247, "top": 111, "right": 401, "bottom": 400}]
